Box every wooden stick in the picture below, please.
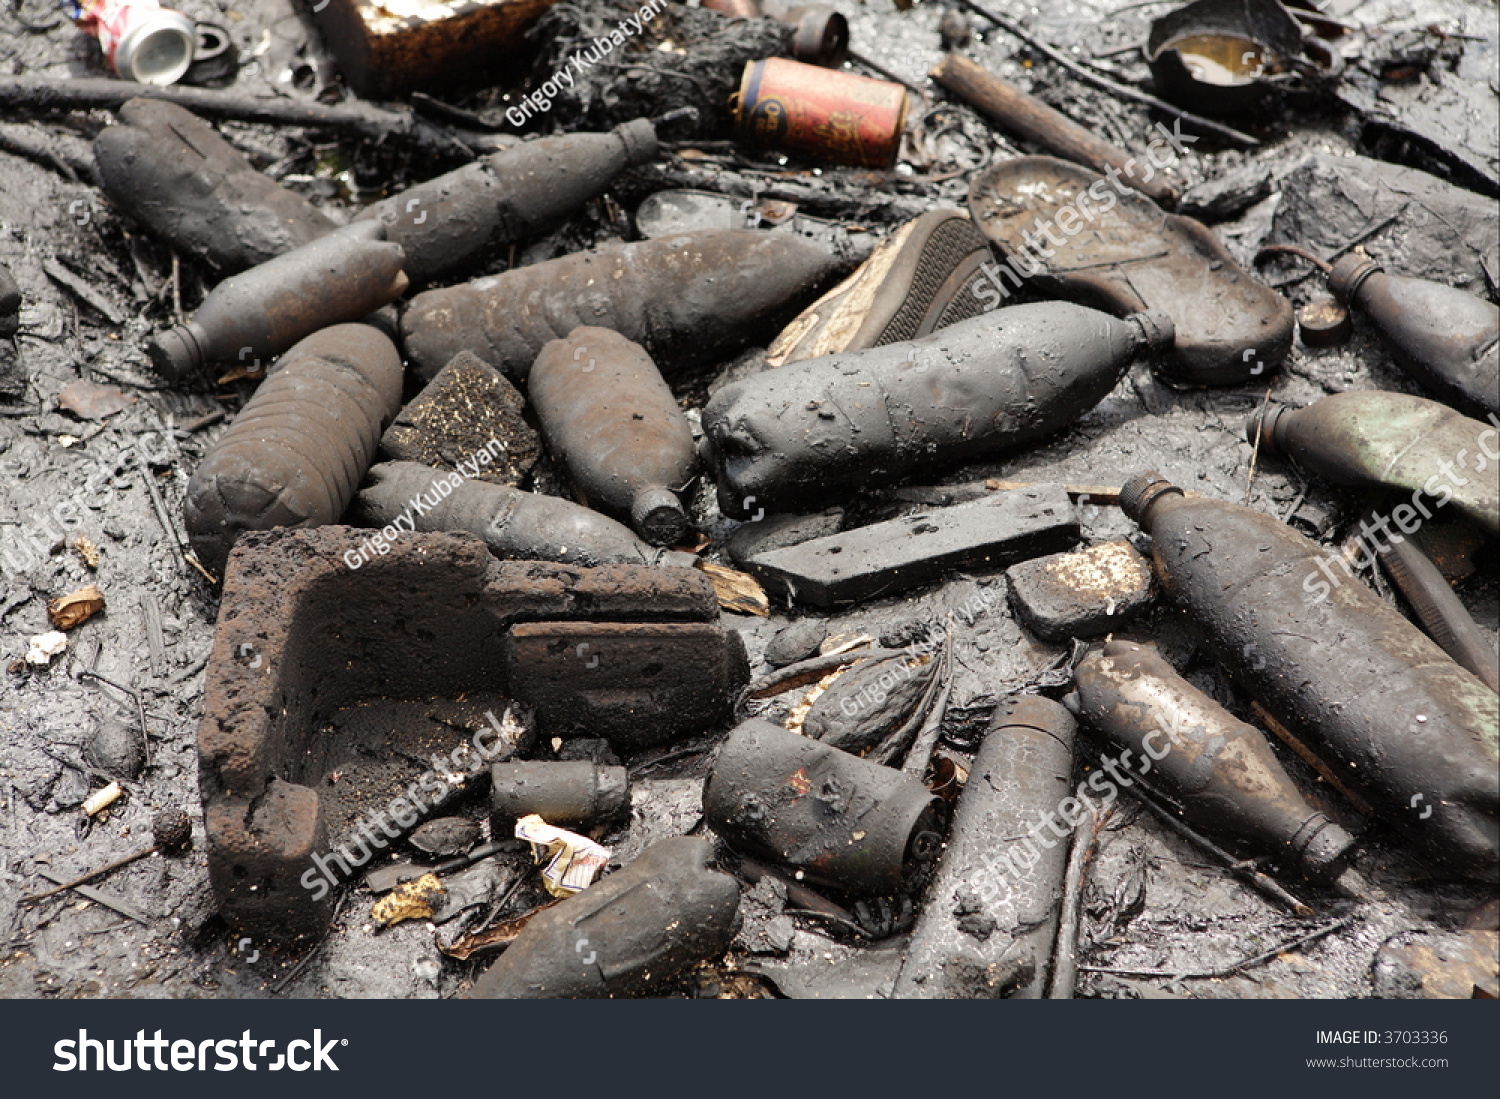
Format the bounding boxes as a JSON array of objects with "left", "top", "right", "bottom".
[
  {"left": 952, "top": 0, "right": 1260, "bottom": 149},
  {"left": 984, "top": 479, "right": 1123, "bottom": 503},
  {"left": 1048, "top": 803, "right": 1105, "bottom": 998},
  {"left": 931, "top": 53, "right": 1179, "bottom": 207},
  {"left": 1081, "top": 915, "right": 1354, "bottom": 980},
  {"left": 32, "top": 867, "right": 150, "bottom": 924},
  {"left": 1123, "top": 776, "right": 1314, "bottom": 915},
  {"left": 0, "top": 76, "right": 470, "bottom": 159},
  {"left": 1250, "top": 702, "right": 1375, "bottom": 816},
  {"left": 20, "top": 846, "right": 155, "bottom": 903}
]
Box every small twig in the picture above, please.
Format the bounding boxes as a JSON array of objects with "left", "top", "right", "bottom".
[
  {"left": 1249, "top": 703, "right": 1375, "bottom": 816},
  {"left": 1244, "top": 386, "right": 1275, "bottom": 503},
  {"left": 20, "top": 847, "right": 159, "bottom": 903},
  {"left": 954, "top": 0, "right": 1260, "bottom": 148},
  {"left": 792, "top": 909, "right": 872, "bottom": 940},
  {"left": 628, "top": 744, "right": 710, "bottom": 777},
  {"left": 1049, "top": 802, "right": 1108, "bottom": 998},
  {"left": 1081, "top": 915, "right": 1355, "bottom": 980},
  {"left": 32, "top": 867, "right": 150, "bottom": 924},
  {"left": 271, "top": 892, "right": 349, "bottom": 994},
  {"left": 848, "top": 48, "right": 928, "bottom": 96},
  {"left": 1123, "top": 778, "right": 1313, "bottom": 915},
  {"left": 0, "top": 76, "right": 471, "bottom": 159},
  {"left": 170, "top": 254, "right": 183, "bottom": 325},
  {"left": 1256, "top": 243, "right": 1333, "bottom": 274}
]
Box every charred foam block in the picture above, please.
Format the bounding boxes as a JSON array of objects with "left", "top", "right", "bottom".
[
  {"left": 199, "top": 528, "right": 738, "bottom": 940},
  {"left": 503, "top": 621, "right": 749, "bottom": 752},
  {"left": 381, "top": 351, "right": 540, "bottom": 488},
  {"left": 742, "top": 485, "right": 1078, "bottom": 607},
  {"left": 1005, "top": 539, "right": 1154, "bottom": 641}
]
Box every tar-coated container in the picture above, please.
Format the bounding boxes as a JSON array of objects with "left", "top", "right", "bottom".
[
  {"left": 1072, "top": 641, "right": 1357, "bottom": 882},
  {"left": 356, "top": 119, "right": 658, "bottom": 285},
  {"left": 490, "top": 761, "right": 630, "bottom": 831},
  {"left": 529, "top": 328, "right": 697, "bottom": 547},
  {"left": 469, "top": 837, "right": 741, "bottom": 998},
  {"left": 352, "top": 461, "right": 695, "bottom": 570},
  {"left": 1248, "top": 391, "right": 1498, "bottom": 539},
  {"left": 734, "top": 57, "right": 908, "bottom": 169},
  {"left": 703, "top": 718, "right": 943, "bottom": 896},
  {"left": 147, "top": 221, "right": 408, "bottom": 382},
  {"left": 400, "top": 229, "right": 846, "bottom": 384},
  {"left": 782, "top": 7, "right": 851, "bottom": 68},
  {"left": 93, "top": 99, "right": 337, "bottom": 274},
  {"left": 184, "top": 324, "right": 403, "bottom": 576},
  {"left": 895, "top": 696, "right": 1078, "bottom": 999},
  {"left": 1329, "top": 253, "right": 1500, "bottom": 417},
  {"left": 703, "top": 303, "right": 1173, "bottom": 518},
  {"left": 1120, "top": 471, "right": 1499, "bottom": 881}
]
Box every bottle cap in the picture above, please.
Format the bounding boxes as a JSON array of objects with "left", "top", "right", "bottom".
[
  {"left": 1127, "top": 309, "right": 1176, "bottom": 354},
  {"left": 1328, "top": 253, "right": 1382, "bottom": 302},
  {"left": 615, "top": 118, "right": 660, "bottom": 167},
  {"left": 1290, "top": 813, "right": 1358, "bottom": 883},
  {"left": 1297, "top": 297, "right": 1353, "bottom": 348},
  {"left": 631, "top": 487, "right": 689, "bottom": 547},
  {"left": 592, "top": 765, "right": 632, "bottom": 824},
  {"left": 1118, "top": 471, "right": 1183, "bottom": 525},
  {"left": 786, "top": 6, "right": 851, "bottom": 68},
  {"left": 146, "top": 322, "right": 204, "bottom": 382},
  {"left": 1244, "top": 402, "right": 1293, "bottom": 457}
]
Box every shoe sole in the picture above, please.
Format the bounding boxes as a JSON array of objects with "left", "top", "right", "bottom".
[{"left": 769, "top": 210, "right": 993, "bottom": 364}]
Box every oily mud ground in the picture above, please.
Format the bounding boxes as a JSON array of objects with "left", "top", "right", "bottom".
[{"left": 1, "top": 0, "right": 1496, "bottom": 999}]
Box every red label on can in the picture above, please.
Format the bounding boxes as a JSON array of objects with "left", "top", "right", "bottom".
[{"left": 68, "top": 0, "right": 163, "bottom": 68}]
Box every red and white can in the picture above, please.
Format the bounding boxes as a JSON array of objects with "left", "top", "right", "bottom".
[{"left": 65, "top": 0, "right": 196, "bottom": 85}]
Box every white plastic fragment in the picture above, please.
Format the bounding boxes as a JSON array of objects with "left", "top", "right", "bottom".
[{"left": 25, "top": 631, "right": 68, "bottom": 665}]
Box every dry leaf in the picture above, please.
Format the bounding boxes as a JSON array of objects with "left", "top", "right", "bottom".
[
  {"left": 371, "top": 873, "right": 445, "bottom": 927},
  {"left": 48, "top": 584, "right": 105, "bottom": 630},
  {"left": 438, "top": 900, "right": 560, "bottom": 961},
  {"left": 58, "top": 379, "right": 137, "bottom": 420},
  {"left": 69, "top": 535, "right": 99, "bottom": 570}
]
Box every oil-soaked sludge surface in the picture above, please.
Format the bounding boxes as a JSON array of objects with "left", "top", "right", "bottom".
[{"left": 1, "top": 0, "right": 1496, "bottom": 999}]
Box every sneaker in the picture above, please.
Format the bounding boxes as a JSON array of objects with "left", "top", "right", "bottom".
[{"left": 766, "top": 209, "right": 994, "bottom": 366}]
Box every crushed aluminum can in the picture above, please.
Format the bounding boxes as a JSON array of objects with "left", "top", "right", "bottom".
[
  {"left": 734, "top": 56, "right": 908, "bottom": 169},
  {"left": 65, "top": 0, "right": 196, "bottom": 85}
]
